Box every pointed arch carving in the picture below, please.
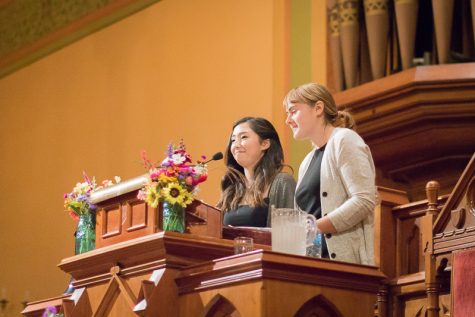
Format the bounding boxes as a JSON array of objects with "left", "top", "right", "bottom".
[
  {"left": 202, "top": 294, "right": 241, "bottom": 317},
  {"left": 294, "top": 294, "right": 344, "bottom": 317}
]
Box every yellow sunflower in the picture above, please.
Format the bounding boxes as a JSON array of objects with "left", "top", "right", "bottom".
[
  {"left": 145, "top": 185, "right": 160, "bottom": 208},
  {"left": 163, "top": 182, "right": 187, "bottom": 206},
  {"left": 158, "top": 174, "right": 175, "bottom": 184},
  {"left": 181, "top": 190, "right": 194, "bottom": 206}
]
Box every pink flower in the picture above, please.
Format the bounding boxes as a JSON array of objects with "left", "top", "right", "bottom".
[
  {"left": 69, "top": 211, "right": 79, "bottom": 222},
  {"left": 137, "top": 190, "right": 145, "bottom": 200}
]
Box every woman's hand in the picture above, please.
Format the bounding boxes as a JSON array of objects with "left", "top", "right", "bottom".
[{"left": 316, "top": 216, "right": 337, "bottom": 234}]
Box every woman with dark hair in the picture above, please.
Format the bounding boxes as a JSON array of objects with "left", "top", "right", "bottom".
[
  {"left": 283, "top": 83, "right": 376, "bottom": 265},
  {"left": 217, "top": 117, "right": 296, "bottom": 227}
]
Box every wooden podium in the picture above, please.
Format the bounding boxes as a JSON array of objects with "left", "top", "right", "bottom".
[
  {"left": 22, "top": 232, "right": 385, "bottom": 317},
  {"left": 22, "top": 175, "right": 386, "bottom": 317}
]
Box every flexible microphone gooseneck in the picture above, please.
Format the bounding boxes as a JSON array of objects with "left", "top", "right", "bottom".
[{"left": 202, "top": 152, "right": 224, "bottom": 164}]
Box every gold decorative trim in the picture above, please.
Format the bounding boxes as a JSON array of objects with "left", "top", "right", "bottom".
[
  {"left": 337, "top": 0, "right": 359, "bottom": 27},
  {"left": 364, "top": 0, "right": 388, "bottom": 16},
  {"left": 328, "top": 5, "right": 340, "bottom": 36},
  {"left": 0, "top": 0, "right": 160, "bottom": 78}
]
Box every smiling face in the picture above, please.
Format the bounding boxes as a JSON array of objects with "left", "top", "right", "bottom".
[
  {"left": 285, "top": 101, "right": 324, "bottom": 140},
  {"left": 230, "top": 122, "right": 270, "bottom": 172}
]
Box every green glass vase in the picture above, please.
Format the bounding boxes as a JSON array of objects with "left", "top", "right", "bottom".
[
  {"left": 75, "top": 211, "right": 96, "bottom": 254},
  {"left": 162, "top": 201, "right": 186, "bottom": 233}
]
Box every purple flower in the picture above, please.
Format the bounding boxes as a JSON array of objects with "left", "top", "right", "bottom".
[
  {"left": 42, "top": 306, "right": 57, "bottom": 317},
  {"left": 167, "top": 143, "right": 173, "bottom": 158},
  {"left": 77, "top": 195, "right": 88, "bottom": 202}
]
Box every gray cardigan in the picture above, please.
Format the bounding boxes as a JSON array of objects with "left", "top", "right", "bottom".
[
  {"left": 296, "top": 128, "right": 376, "bottom": 265},
  {"left": 266, "top": 172, "right": 296, "bottom": 226}
]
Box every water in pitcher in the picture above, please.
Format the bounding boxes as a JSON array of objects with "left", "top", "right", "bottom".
[{"left": 271, "top": 208, "right": 314, "bottom": 256}]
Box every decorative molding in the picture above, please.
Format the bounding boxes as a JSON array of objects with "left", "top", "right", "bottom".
[
  {"left": 450, "top": 208, "right": 466, "bottom": 229},
  {"left": 433, "top": 228, "right": 475, "bottom": 255},
  {"left": 328, "top": 4, "right": 340, "bottom": 36},
  {"left": 468, "top": 177, "right": 475, "bottom": 217},
  {"left": 21, "top": 295, "right": 68, "bottom": 317},
  {"left": 334, "top": 64, "right": 475, "bottom": 199},
  {"left": 0, "top": 0, "right": 160, "bottom": 78},
  {"left": 337, "top": 0, "right": 359, "bottom": 26},
  {"left": 364, "top": 0, "right": 388, "bottom": 16},
  {"left": 58, "top": 231, "right": 235, "bottom": 281},
  {"left": 434, "top": 154, "right": 475, "bottom": 233},
  {"left": 392, "top": 195, "right": 448, "bottom": 220},
  {"left": 176, "top": 250, "right": 385, "bottom": 295}
]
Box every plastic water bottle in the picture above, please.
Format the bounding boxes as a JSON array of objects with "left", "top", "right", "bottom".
[{"left": 306, "top": 232, "right": 322, "bottom": 258}]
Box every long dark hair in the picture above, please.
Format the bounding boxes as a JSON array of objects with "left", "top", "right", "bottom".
[{"left": 217, "top": 117, "right": 285, "bottom": 211}]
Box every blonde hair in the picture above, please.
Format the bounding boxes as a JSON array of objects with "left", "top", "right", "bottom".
[{"left": 283, "top": 83, "right": 356, "bottom": 130}]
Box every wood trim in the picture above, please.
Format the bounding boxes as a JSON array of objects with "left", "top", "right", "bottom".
[
  {"left": 387, "top": 272, "right": 427, "bottom": 297},
  {"left": 58, "top": 232, "right": 235, "bottom": 281},
  {"left": 392, "top": 195, "right": 449, "bottom": 220},
  {"left": 21, "top": 295, "right": 68, "bottom": 317},
  {"left": 434, "top": 154, "right": 475, "bottom": 233},
  {"left": 332, "top": 63, "right": 475, "bottom": 200},
  {"left": 433, "top": 227, "right": 475, "bottom": 255},
  {"left": 334, "top": 63, "right": 475, "bottom": 110},
  {"left": 176, "top": 250, "right": 386, "bottom": 295}
]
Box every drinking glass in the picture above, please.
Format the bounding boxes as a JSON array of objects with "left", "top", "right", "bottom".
[{"left": 234, "top": 236, "right": 254, "bottom": 254}]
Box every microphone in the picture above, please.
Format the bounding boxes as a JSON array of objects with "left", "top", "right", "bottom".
[{"left": 202, "top": 152, "right": 224, "bottom": 164}]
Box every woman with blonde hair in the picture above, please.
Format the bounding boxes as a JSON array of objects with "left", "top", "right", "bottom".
[{"left": 284, "top": 83, "right": 376, "bottom": 265}]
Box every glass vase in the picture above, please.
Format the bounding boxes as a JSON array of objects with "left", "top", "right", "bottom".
[
  {"left": 162, "top": 201, "right": 186, "bottom": 233},
  {"left": 75, "top": 211, "right": 96, "bottom": 254}
]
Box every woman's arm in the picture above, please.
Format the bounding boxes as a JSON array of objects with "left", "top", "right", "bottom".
[
  {"left": 266, "top": 173, "right": 297, "bottom": 226},
  {"left": 316, "top": 216, "right": 337, "bottom": 233},
  {"left": 325, "top": 130, "right": 376, "bottom": 233}
]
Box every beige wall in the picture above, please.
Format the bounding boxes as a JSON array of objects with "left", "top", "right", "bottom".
[{"left": 0, "top": 0, "right": 325, "bottom": 315}]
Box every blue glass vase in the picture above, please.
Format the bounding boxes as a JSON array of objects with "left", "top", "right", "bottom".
[{"left": 162, "top": 202, "right": 186, "bottom": 233}]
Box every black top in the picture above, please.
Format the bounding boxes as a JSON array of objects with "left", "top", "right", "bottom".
[
  {"left": 223, "top": 200, "right": 269, "bottom": 227},
  {"left": 295, "top": 145, "right": 329, "bottom": 258}
]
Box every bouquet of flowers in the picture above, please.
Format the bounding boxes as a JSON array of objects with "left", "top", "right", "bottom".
[
  {"left": 138, "top": 140, "right": 208, "bottom": 232},
  {"left": 63, "top": 172, "right": 121, "bottom": 254},
  {"left": 63, "top": 172, "right": 121, "bottom": 221},
  {"left": 138, "top": 140, "right": 208, "bottom": 208}
]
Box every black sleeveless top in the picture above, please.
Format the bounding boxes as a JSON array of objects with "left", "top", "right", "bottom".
[
  {"left": 295, "top": 145, "right": 329, "bottom": 258},
  {"left": 223, "top": 199, "right": 269, "bottom": 227}
]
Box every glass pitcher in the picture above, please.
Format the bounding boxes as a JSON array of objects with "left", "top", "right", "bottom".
[{"left": 271, "top": 207, "right": 317, "bottom": 256}]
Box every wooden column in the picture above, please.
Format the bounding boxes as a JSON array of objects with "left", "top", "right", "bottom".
[
  {"left": 377, "top": 285, "right": 388, "bottom": 317},
  {"left": 423, "top": 181, "right": 441, "bottom": 317},
  {"left": 374, "top": 187, "right": 409, "bottom": 278}
]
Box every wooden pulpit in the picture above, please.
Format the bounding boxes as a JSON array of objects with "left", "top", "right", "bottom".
[
  {"left": 22, "top": 174, "right": 387, "bottom": 317},
  {"left": 22, "top": 232, "right": 385, "bottom": 317}
]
